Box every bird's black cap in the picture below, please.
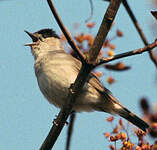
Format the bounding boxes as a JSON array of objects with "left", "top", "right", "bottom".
[{"left": 34, "top": 28, "right": 60, "bottom": 39}]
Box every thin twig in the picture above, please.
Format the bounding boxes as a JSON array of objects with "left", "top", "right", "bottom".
[
  {"left": 66, "top": 113, "right": 76, "bottom": 150},
  {"left": 47, "top": 0, "right": 85, "bottom": 62},
  {"left": 85, "top": 0, "right": 94, "bottom": 23},
  {"left": 97, "top": 39, "right": 157, "bottom": 66},
  {"left": 88, "top": 0, "right": 123, "bottom": 62},
  {"left": 123, "top": 0, "right": 157, "bottom": 68}
]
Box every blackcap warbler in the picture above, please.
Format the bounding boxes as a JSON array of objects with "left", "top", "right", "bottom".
[{"left": 25, "top": 28, "right": 149, "bottom": 132}]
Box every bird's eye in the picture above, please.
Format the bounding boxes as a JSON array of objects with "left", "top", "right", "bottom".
[
  {"left": 42, "top": 34, "right": 47, "bottom": 38},
  {"left": 39, "top": 36, "right": 43, "bottom": 41}
]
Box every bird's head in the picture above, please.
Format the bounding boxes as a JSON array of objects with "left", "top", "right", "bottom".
[{"left": 25, "top": 28, "right": 63, "bottom": 59}]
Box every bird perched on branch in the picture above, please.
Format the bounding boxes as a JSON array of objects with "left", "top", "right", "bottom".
[{"left": 25, "top": 28, "right": 149, "bottom": 132}]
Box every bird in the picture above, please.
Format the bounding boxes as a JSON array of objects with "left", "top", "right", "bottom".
[{"left": 25, "top": 28, "right": 149, "bottom": 132}]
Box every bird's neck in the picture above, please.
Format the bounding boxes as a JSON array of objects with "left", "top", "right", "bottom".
[{"left": 31, "top": 38, "right": 64, "bottom": 60}]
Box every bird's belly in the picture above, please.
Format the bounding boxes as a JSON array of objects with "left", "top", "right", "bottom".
[
  {"left": 37, "top": 66, "right": 77, "bottom": 108},
  {"left": 36, "top": 65, "right": 101, "bottom": 112}
]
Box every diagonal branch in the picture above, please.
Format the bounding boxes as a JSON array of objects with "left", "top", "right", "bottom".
[
  {"left": 96, "top": 39, "right": 157, "bottom": 66},
  {"left": 88, "top": 0, "right": 122, "bottom": 62},
  {"left": 39, "top": 62, "right": 93, "bottom": 150},
  {"left": 122, "top": 0, "right": 157, "bottom": 68},
  {"left": 65, "top": 113, "right": 76, "bottom": 150},
  {"left": 40, "top": 0, "right": 123, "bottom": 150},
  {"left": 47, "top": 0, "right": 85, "bottom": 62}
]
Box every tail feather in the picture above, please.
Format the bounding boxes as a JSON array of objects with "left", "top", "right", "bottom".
[{"left": 117, "top": 107, "right": 149, "bottom": 132}]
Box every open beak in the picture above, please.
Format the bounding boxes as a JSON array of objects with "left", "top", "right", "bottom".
[
  {"left": 24, "top": 42, "right": 37, "bottom": 46},
  {"left": 24, "top": 30, "right": 38, "bottom": 41},
  {"left": 24, "top": 30, "right": 39, "bottom": 46}
]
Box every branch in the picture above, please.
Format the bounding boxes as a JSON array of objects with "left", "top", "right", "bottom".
[
  {"left": 66, "top": 113, "right": 76, "bottom": 150},
  {"left": 40, "top": 63, "right": 93, "bottom": 150},
  {"left": 40, "top": 0, "right": 122, "bottom": 149},
  {"left": 47, "top": 0, "right": 85, "bottom": 62},
  {"left": 85, "top": 0, "right": 94, "bottom": 23},
  {"left": 88, "top": 0, "right": 123, "bottom": 62},
  {"left": 122, "top": 0, "right": 157, "bottom": 68},
  {"left": 97, "top": 39, "right": 157, "bottom": 66}
]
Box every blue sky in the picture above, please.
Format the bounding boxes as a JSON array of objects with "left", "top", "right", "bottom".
[{"left": 0, "top": 0, "right": 157, "bottom": 150}]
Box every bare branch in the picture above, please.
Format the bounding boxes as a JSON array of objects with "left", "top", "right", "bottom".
[
  {"left": 40, "top": 63, "right": 93, "bottom": 150},
  {"left": 97, "top": 39, "right": 157, "bottom": 66},
  {"left": 123, "top": 0, "right": 157, "bottom": 68},
  {"left": 47, "top": 0, "right": 85, "bottom": 62},
  {"left": 40, "top": 0, "right": 122, "bottom": 149},
  {"left": 40, "top": 0, "right": 157, "bottom": 149},
  {"left": 85, "top": 0, "right": 94, "bottom": 23},
  {"left": 66, "top": 113, "right": 76, "bottom": 150},
  {"left": 88, "top": 0, "right": 123, "bottom": 62}
]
